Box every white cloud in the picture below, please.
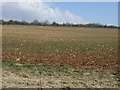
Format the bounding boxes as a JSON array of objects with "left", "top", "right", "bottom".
[{"left": 2, "top": 1, "right": 87, "bottom": 24}]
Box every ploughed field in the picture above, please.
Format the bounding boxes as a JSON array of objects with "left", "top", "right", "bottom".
[{"left": 2, "top": 25, "right": 118, "bottom": 70}]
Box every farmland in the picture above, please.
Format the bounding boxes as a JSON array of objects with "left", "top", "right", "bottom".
[{"left": 2, "top": 25, "right": 119, "bottom": 88}]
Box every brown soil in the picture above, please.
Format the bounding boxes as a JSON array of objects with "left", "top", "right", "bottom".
[{"left": 2, "top": 48, "right": 118, "bottom": 70}]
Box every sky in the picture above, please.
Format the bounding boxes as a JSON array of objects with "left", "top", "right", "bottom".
[
  {"left": 52, "top": 2, "right": 118, "bottom": 26},
  {"left": 1, "top": 1, "right": 118, "bottom": 26}
]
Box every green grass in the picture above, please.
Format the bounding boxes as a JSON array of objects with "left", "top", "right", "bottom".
[
  {"left": 73, "top": 69, "right": 85, "bottom": 75},
  {"left": 2, "top": 59, "right": 86, "bottom": 76},
  {"left": 2, "top": 60, "right": 72, "bottom": 75},
  {"left": 3, "top": 59, "right": 119, "bottom": 78}
]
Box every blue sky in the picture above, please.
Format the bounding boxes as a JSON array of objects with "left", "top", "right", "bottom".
[
  {"left": 2, "top": 2, "right": 118, "bottom": 26},
  {"left": 51, "top": 2, "right": 118, "bottom": 26}
]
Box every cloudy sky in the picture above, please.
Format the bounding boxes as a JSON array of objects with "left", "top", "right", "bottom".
[{"left": 2, "top": 1, "right": 118, "bottom": 25}]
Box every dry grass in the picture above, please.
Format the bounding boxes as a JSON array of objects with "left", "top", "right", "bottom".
[{"left": 2, "top": 60, "right": 119, "bottom": 88}]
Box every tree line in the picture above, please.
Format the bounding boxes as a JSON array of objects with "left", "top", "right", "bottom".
[{"left": 0, "top": 19, "right": 118, "bottom": 28}]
